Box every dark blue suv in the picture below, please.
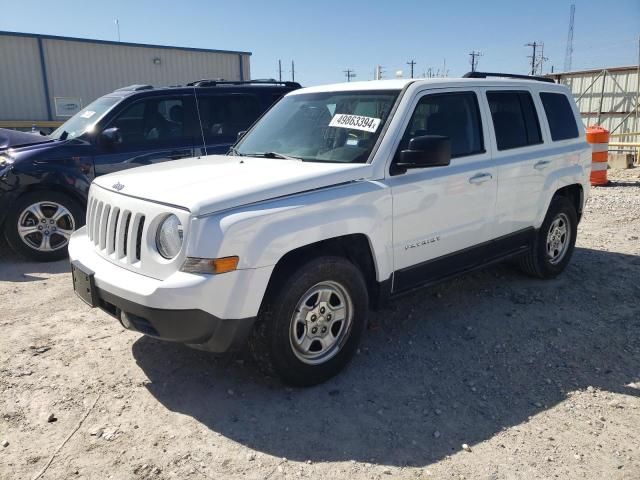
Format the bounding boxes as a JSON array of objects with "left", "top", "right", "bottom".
[{"left": 0, "top": 80, "right": 300, "bottom": 261}]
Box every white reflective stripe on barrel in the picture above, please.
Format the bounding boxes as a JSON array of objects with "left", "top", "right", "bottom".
[
  {"left": 591, "top": 162, "right": 608, "bottom": 171},
  {"left": 591, "top": 143, "right": 608, "bottom": 153}
]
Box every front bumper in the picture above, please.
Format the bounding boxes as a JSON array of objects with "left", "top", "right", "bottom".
[
  {"left": 68, "top": 226, "right": 273, "bottom": 352},
  {"left": 96, "top": 287, "right": 255, "bottom": 351}
]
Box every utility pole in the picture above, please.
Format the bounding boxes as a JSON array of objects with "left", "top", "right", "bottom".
[
  {"left": 114, "top": 19, "right": 120, "bottom": 42},
  {"left": 406, "top": 60, "right": 416, "bottom": 78},
  {"left": 375, "top": 65, "right": 385, "bottom": 80},
  {"left": 469, "top": 50, "right": 482, "bottom": 72},
  {"left": 564, "top": 2, "right": 576, "bottom": 72},
  {"left": 343, "top": 69, "right": 356, "bottom": 82},
  {"left": 525, "top": 42, "right": 540, "bottom": 75},
  {"left": 278, "top": 59, "right": 282, "bottom": 82},
  {"left": 291, "top": 60, "right": 295, "bottom": 82}
]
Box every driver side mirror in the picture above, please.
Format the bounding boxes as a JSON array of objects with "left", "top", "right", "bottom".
[
  {"left": 395, "top": 135, "right": 451, "bottom": 172},
  {"left": 99, "top": 127, "right": 123, "bottom": 150}
]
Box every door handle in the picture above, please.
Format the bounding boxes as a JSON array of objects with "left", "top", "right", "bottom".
[
  {"left": 534, "top": 160, "right": 551, "bottom": 170},
  {"left": 468, "top": 172, "right": 493, "bottom": 184}
]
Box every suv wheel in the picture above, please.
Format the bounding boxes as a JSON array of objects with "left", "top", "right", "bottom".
[
  {"left": 4, "top": 191, "right": 83, "bottom": 262},
  {"left": 249, "top": 256, "right": 368, "bottom": 386},
  {"left": 518, "top": 196, "right": 577, "bottom": 278}
]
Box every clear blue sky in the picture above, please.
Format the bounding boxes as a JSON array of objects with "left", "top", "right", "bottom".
[{"left": 2, "top": 0, "right": 639, "bottom": 85}]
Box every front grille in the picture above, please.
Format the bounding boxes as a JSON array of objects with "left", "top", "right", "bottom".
[{"left": 87, "top": 196, "right": 145, "bottom": 264}]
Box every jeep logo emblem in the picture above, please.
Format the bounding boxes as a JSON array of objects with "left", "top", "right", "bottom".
[{"left": 112, "top": 182, "right": 125, "bottom": 191}]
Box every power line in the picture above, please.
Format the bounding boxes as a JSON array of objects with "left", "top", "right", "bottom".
[
  {"left": 343, "top": 69, "right": 357, "bottom": 82},
  {"left": 564, "top": 2, "right": 576, "bottom": 72},
  {"left": 469, "top": 50, "right": 483, "bottom": 72},
  {"left": 406, "top": 60, "right": 416, "bottom": 78}
]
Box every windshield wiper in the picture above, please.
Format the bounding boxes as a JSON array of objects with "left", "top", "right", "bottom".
[
  {"left": 248, "top": 151, "right": 303, "bottom": 161},
  {"left": 228, "top": 146, "right": 246, "bottom": 156}
]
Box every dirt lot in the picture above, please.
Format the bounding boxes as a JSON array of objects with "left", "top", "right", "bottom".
[{"left": 1, "top": 169, "right": 639, "bottom": 480}]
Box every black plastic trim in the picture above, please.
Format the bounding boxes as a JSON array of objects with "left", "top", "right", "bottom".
[
  {"left": 392, "top": 228, "right": 535, "bottom": 294},
  {"left": 97, "top": 288, "right": 255, "bottom": 352},
  {"left": 463, "top": 71, "right": 555, "bottom": 83}
]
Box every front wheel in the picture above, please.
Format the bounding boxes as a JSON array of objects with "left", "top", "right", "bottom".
[
  {"left": 249, "top": 256, "right": 369, "bottom": 386},
  {"left": 518, "top": 196, "right": 578, "bottom": 278},
  {"left": 4, "top": 191, "right": 84, "bottom": 262}
]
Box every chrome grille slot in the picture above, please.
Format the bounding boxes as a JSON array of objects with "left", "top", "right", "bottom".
[
  {"left": 106, "top": 208, "right": 120, "bottom": 254},
  {"left": 135, "top": 216, "right": 145, "bottom": 261},
  {"left": 117, "top": 211, "right": 131, "bottom": 259},
  {"left": 93, "top": 202, "right": 103, "bottom": 245},
  {"left": 98, "top": 205, "right": 111, "bottom": 250}
]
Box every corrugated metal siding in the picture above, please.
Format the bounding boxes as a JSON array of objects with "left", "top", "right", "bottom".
[
  {"left": 558, "top": 68, "right": 640, "bottom": 142},
  {"left": 43, "top": 39, "right": 247, "bottom": 119},
  {"left": 0, "top": 33, "right": 251, "bottom": 121},
  {"left": 0, "top": 36, "right": 48, "bottom": 120}
]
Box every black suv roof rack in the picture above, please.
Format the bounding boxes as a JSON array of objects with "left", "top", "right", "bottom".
[
  {"left": 115, "top": 84, "right": 154, "bottom": 91},
  {"left": 186, "top": 79, "right": 302, "bottom": 88},
  {"left": 463, "top": 71, "right": 555, "bottom": 83}
]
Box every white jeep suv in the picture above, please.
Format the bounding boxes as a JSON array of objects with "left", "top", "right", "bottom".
[{"left": 69, "top": 73, "right": 591, "bottom": 386}]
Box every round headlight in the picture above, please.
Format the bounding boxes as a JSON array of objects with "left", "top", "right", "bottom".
[{"left": 156, "top": 214, "right": 183, "bottom": 259}]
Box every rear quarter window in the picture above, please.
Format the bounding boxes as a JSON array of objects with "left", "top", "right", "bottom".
[{"left": 540, "top": 92, "right": 579, "bottom": 141}]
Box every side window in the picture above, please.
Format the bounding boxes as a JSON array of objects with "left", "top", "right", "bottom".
[
  {"left": 540, "top": 92, "right": 579, "bottom": 141},
  {"left": 110, "top": 97, "right": 188, "bottom": 146},
  {"left": 486, "top": 91, "right": 542, "bottom": 150},
  {"left": 399, "top": 92, "right": 484, "bottom": 158},
  {"left": 197, "top": 94, "right": 262, "bottom": 142}
]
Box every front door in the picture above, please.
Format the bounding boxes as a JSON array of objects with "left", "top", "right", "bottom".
[
  {"left": 387, "top": 89, "right": 497, "bottom": 293},
  {"left": 93, "top": 95, "right": 197, "bottom": 176}
]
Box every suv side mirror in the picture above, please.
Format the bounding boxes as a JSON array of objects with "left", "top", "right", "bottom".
[
  {"left": 396, "top": 135, "right": 451, "bottom": 170},
  {"left": 99, "top": 127, "right": 122, "bottom": 149}
]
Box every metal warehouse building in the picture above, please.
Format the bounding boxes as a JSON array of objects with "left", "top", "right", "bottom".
[
  {"left": 0, "top": 31, "right": 251, "bottom": 125},
  {"left": 548, "top": 65, "right": 639, "bottom": 142}
]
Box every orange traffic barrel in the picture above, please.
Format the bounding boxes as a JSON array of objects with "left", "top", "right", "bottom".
[{"left": 586, "top": 126, "right": 609, "bottom": 186}]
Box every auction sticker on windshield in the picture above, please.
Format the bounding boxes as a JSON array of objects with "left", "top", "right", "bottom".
[{"left": 329, "top": 114, "right": 381, "bottom": 133}]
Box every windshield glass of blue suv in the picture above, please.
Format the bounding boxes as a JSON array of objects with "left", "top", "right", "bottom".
[
  {"left": 50, "top": 96, "right": 120, "bottom": 140},
  {"left": 235, "top": 90, "right": 398, "bottom": 163}
]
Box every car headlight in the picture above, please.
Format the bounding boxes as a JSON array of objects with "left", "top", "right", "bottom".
[{"left": 156, "top": 214, "right": 183, "bottom": 259}]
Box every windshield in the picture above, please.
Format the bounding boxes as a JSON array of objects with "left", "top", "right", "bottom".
[
  {"left": 50, "top": 96, "right": 121, "bottom": 140},
  {"left": 235, "top": 90, "right": 399, "bottom": 163}
]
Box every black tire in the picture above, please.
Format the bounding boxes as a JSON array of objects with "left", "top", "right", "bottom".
[
  {"left": 249, "top": 256, "right": 369, "bottom": 387},
  {"left": 518, "top": 195, "right": 577, "bottom": 279},
  {"left": 3, "top": 191, "right": 84, "bottom": 262}
]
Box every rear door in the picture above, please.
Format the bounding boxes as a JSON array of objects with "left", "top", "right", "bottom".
[
  {"left": 93, "top": 94, "right": 197, "bottom": 176},
  {"left": 195, "top": 92, "right": 263, "bottom": 155},
  {"left": 483, "top": 89, "right": 546, "bottom": 236},
  {"left": 387, "top": 88, "right": 497, "bottom": 292}
]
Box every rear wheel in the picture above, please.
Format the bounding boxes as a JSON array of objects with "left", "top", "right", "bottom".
[
  {"left": 249, "top": 256, "right": 368, "bottom": 386},
  {"left": 518, "top": 196, "right": 577, "bottom": 278},
  {"left": 4, "top": 191, "right": 83, "bottom": 261}
]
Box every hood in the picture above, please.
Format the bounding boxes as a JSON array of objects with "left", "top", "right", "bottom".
[
  {"left": 0, "top": 128, "right": 53, "bottom": 151},
  {"left": 94, "top": 155, "right": 373, "bottom": 216}
]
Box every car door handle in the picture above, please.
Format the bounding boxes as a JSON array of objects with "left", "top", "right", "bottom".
[
  {"left": 534, "top": 160, "right": 551, "bottom": 170},
  {"left": 468, "top": 172, "right": 493, "bottom": 184}
]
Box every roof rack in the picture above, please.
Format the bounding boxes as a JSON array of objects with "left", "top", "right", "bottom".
[
  {"left": 187, "top": 79, "right": 301, "bottom": 88},
  {"left": 115, "top": 84, "right": 154, "bottom": 91},
  {"left": 463, "top": 71, "right": 555, "bottom": 83}
]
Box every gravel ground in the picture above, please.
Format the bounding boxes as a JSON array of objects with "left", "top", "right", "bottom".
[{"left": 1, "top": 168, "right": 639, "bottom": 480}]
